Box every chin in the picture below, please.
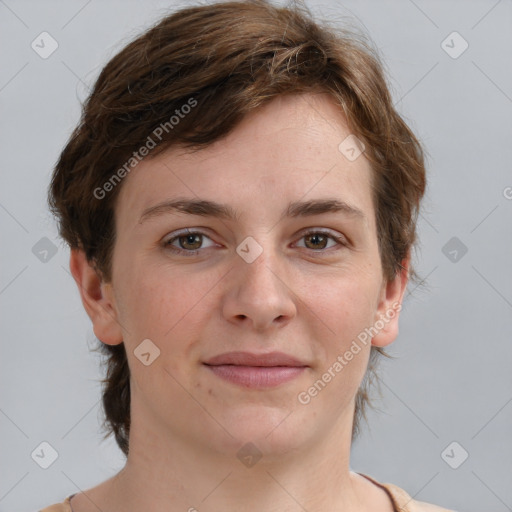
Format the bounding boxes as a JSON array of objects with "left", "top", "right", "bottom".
[{"left": 212, "top": 402, "right": 315, "bottom": 457}]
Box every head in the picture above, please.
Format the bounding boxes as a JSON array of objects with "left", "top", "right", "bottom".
[{"left": 49, "top": 0, "right": 425, "bottom": 458}]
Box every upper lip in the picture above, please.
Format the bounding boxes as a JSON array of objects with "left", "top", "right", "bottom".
[{"left": 203, "top": 351, "right": 308, "bottom": 367}]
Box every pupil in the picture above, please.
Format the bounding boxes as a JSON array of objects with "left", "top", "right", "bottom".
[
  {"left": 182, "top": 234, "right": 200, "bottom": 249},
  {"left": 307, "top": 234, "right": 326, "bottom": 249}
]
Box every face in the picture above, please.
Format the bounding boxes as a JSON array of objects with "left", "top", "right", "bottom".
[{"left": 85, "top": 92, "right": 406, "bottom": 459}]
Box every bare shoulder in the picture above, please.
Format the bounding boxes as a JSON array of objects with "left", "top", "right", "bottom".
[
  {"left": 407, "top": 497, "right": 457, "bottom": 512},
  {"left": 383, "top": 482, "right": 455, "bottom": 512},
  {"left": 351, "top": 472, "right": 395, "bottom": 511},
  {"left": 67, "top": 478, "right": 118, "bottom": 512},
  {"left": 39, "top": 503, "right": 70, "bottom": 512}
]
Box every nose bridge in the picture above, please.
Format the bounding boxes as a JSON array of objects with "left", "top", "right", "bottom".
[
  {"left": 241, "top": 242, "right": 279, "bottom": 288},
  {"left": 236, "top": 235, "right": 284, "bottom": 298},
  {"left": 222, "top": 233, "right": 296, "bottom": 329}
]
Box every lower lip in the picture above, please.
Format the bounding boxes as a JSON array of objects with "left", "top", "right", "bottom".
[{"left": 204, "top": 364, "right": 306, "bottom": 388}]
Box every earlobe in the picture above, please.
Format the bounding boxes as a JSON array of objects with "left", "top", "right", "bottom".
[
  {"left": 370, "top": 256, "right": 410, "bottom": 348},
  {"left": 69, "top": 249, "right": 124, "bottom": 346}
]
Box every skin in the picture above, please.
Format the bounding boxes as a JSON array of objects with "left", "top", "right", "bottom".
[{"left": 69, "top": 92, "right": 408, "bottom": 511}]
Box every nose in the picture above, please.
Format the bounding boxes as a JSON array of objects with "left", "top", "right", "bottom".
[{"left": 221, "top": 244, "right": 297, "bottom": 332}]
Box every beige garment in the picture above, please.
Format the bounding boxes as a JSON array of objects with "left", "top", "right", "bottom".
[{"left": 38, "top": 472, "right": 455, "bottom": 512}]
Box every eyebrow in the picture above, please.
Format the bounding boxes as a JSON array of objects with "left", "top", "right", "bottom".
[{"left": 138, "top": 197, "right": 365, "bottom": 225}]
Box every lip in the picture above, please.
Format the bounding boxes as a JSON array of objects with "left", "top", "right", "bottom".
[
  {"left": 203, "top": 351, "right": 308, "bottom": 388},
  {"left": 204, "top": 351, "right": 307, "bottom": 367}
]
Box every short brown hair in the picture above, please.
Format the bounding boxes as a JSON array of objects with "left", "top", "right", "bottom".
[{"left": 48, "top": 0, "right": 426, "bottom": 457}]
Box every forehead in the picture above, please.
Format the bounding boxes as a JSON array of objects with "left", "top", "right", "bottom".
[{"left": 114, "top": 92, "right": 374, "bottom": 228}]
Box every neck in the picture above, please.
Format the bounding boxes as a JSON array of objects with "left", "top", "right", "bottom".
[{"left": 103, "top": 401, "right": 366, "bottom": 511}]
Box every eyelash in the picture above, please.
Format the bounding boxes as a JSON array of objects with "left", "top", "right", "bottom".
[{"left": 162, "top": 229, "right": 347, "bottom": 257}]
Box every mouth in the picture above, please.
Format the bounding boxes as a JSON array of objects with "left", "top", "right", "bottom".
[{"left": 203, "top": 351, "right": 308, "bottom": 389}]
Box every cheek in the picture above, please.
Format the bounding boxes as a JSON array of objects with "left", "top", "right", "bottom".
[
  {"left": 307, "top": 281, "right": 377, "bottom": 393},
  {"left": 308, "top": 271, "right": 380, "bottom": 342},
  {"left": 117, "top": 261, "right": 217, "bottom": 352},
  {"left": 302, "top": 269, "right": 380, "bottom": 389}
]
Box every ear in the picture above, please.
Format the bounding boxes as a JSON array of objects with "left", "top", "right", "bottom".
[
  {"left": 69, "top": 248, "right": 123, "bottom": 346},
  {"left": 370, "top": 254, "right": 410, "bottom": 348}
]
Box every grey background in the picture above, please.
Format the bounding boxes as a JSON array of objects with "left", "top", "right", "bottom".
[{"left": 1, "top": 1, "right": 511, "bottom": 511}]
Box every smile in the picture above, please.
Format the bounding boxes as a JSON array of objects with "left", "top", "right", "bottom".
[
  {"left": 203, "top": 351, "right": 309, "bottom": 388},
  {"left": 204, "top": 365, "right": 306, "bottom": 388}
]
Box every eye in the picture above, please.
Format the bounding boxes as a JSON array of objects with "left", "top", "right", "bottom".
[
  {"left": 295, "top": 230, "right": 347, "bottom": 252},
  {"left": 162, "top": 228, "right": 347, "bottom": 257},
  {"left": 163, "top": 229, "right": 217, "bottom": 255}
]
